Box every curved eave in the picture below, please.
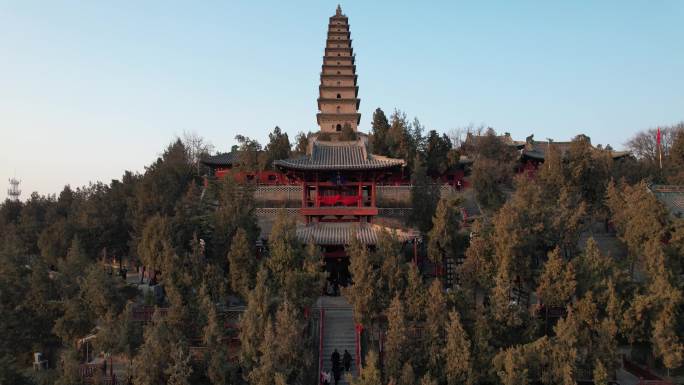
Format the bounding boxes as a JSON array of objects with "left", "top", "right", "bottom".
[{"left": 273, "top": 161, "right": 405, "bottom": 171}]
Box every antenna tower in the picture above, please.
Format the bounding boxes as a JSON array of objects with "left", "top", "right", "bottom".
[{"left": 7, "top": 177, "right": 21, "bottom": 201}]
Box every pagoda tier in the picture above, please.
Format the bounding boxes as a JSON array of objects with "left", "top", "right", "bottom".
[{"left": 318, "top": 5, "right": 360, "bottom": 133}]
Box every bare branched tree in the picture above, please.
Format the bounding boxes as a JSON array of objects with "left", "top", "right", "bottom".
[
  {"left": 625, "top": 123, "right": 684, "bottom": 161},
  {"left": 182, "top": 131, "right": 215, "bottom": 175}
]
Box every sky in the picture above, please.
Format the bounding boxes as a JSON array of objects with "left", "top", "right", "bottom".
[{"left": 1, "top": 1, "right": 683, "bottom": 198}]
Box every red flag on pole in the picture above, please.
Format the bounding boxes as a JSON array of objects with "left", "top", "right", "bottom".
[{"left": 657, "top": 127, "right": 663, "bottom": 169}]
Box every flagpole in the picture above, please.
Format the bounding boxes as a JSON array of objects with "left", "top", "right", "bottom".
[{"left": 657, "top": 127, "right": 663, "bottom": 170}]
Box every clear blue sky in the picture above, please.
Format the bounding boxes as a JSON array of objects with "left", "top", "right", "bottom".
[{"left": 1, "top": 1, "right": 683, "bottom": 197}]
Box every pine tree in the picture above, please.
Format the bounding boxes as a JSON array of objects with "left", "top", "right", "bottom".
[
  {"left": 137, "top": 214, "right": 171, "bottom": 281},
  {"left": 420, "top": 373, "right": 438, "bottom": 385},
  {"left": 404, "top": 263, "right": 425, "bottom": 323},
  {"left": 348, "top": 351, "right": 382, "bottom": 385},
  {"left": 344, "top": 234, "right": 380, "bottom": 326},
  {"left": 133, "top": 315, "right": 175, "bottom": 385},
  {"left": 549, "top": 310, "right": 578, "bottom": 385},
  {"left": 384, "top": 295, "right": 408, "bottom": 382},
  {"left": 424, "top": 279, "right": 447, "bottom": 378},
  {"left": 267, "top": 211, "right": 304, "bottom": 291},
  {"left": 265, "top": 126, "right": 291, "bottom": 170},
  {"left": 536, "top": 248, "right": 576, "bottom": 309},
  {"left": 427, "top": 196, "right": 463, "bottom": 266},
  {"left": 57, "top": 236, "right": 90, "bottom": 297},
  {"left": 459, "top": 219, "right": 494, "bottom": 303},
  {"left": 240, "top": 267, "right": 272, "bottom": 372},
  {"left": 370, "top": 108, "right": 391, "bottom": 156},
  {"left": 227, "top": 228, "right": 256, "bottom": 299},
  {"left": 593, "top": 359, "right": 608, "bottom": 385},
  {"left": 377, "top": 230, "right": 404, "bottom": 308},
  {"left": 494, "top": 347, "right": 528, "bottom": 385},
  {"left": 444, "top": 311, "right": 473, "bottom": 385},
  {"left": 410, "top": 154, "right": 440, "bottom": 233},
  {"left": 55, "top": 347, "right": 84, "bottom": 385},
  {"left": 165, "top": 343, "right": 193, "bottom": 385},
  {"left": 398, "top": 362, "right": 415, "bottom": 385}
]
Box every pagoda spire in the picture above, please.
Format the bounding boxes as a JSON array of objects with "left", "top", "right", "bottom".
[{"left": 316, "top": 5, "right": 361, "bottom": 134}]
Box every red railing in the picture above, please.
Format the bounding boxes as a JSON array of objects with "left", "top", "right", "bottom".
[
  {"left": 317, "top": 194, "right": 361, "bottom": 207},
  {"left": 318, "top": 308, "right": 325, "bottom": 385}
]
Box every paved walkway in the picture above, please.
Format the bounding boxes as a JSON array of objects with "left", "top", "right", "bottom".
[{"left": 316, "top": 296, "right": 356, "bottom": 385}]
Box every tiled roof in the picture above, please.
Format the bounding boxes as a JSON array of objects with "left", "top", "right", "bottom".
[
  {"left": 295, "top": 222, "right": 419, "bottom": 245},
  {"left": 201, "top": 152, "right": 240, "bottom": 167},
  {"left": 274, "top": 140, "right": 405, "bottom": 171},
  {"left": 465, "top": 132, "right": 525, "bottom": 149},
  {"left": 650, "top": 185, "right": 684, "bottom": 218},
  {"left": 521, "top": 139, "right": 630, "bottom": 161}
]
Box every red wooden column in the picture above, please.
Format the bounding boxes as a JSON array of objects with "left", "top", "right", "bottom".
[
  {"left": 355, "top": 323, "right": 363, "bottom": 376},
  {"left": 357, "top": 182, "right": 361, "bottom": 207}
]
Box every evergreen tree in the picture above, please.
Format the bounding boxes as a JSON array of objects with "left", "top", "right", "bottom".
[
  {"left": 227, "top": 228, "right": 256, "bottom": 299},
  {"left": 410, "top": 154, "right": 440, "bottom": 233},
  {"left": 341, "top": 122, "right": 357, "bottom": 141},
  {"left": 398, "top": 362, "right": 415, "bottom": 385},
  {"left": 348, "top": 351, "right": 382, "bottom": 385},
  {"left": 57, "top": 236, "right": 90, "bottom": 297},
  {"left": 493, "top": 346, "right": 528, "bottom": 385},
  {"left": 240, "top": 268, "right": 273, "bottom": 372},
  {"left": 593, "top": 359, "right": 608, "bottom": 385},
  {"left": 424, "top": 130, "right": 452, "bottom": 176},
  {"left": 137, "top": 214, "right": 172, "bottom": 281},
  {"left": 172, "top": 182, "right": 210, "bottom": 253},
  {"left": 165, "top": 343, "right": 193, "bottom": 385},
  {"left": 294, "top": 131, "right": 310, "bottom": 155},
  {"left": 55, "top": 347, "right": 84, "bottom": 385},
  {"left": 370, "top": 108, "right": 391, "bottom": 155},
  {"left": 459, "top": 219, "right": 494, "bottom": 303},
  {"left": 133, "top": 314, "right": 176, "bottom": 385},
  {"left": 536, "top": 248, "right": 576, "bottom": 309},
  {"left": 265, "top": 126, "right": 291, "bottom": 169},
  {"left": 377, "top": 230, "right": 404, "bottom": 308},
  {"left": 424, "top": 279, "right": 447, "bottom": 379},
  {"left": 344, "top": 235, "right": 380, "bottom": 326},
  {"left": 210, "top": 173, "right": 258, "bottom": 263},
  {"left": 384, "top": 295, "right": 408, "bottom": 382},
  {"left": 427, "top": 196, "right": 464, "bottom": 267},
  {"left": 443, "top": 311, "right": 473, "bottom": 385},
  {"left": 403, "top": 263, "right": 425, "bottom": 323}
]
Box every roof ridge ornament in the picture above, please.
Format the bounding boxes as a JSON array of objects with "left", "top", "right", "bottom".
[{"left": 336, "top": 4, "right": 342, "bottom": 16}]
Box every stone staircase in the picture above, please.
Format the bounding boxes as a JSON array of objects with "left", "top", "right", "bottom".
[{"left": 317, "top": 297, "right": 356, "bottom": 385}]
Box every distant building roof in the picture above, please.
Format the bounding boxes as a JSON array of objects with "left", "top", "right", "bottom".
[
  {"left": 650, "top": 185, "right": 684, "bottom": 218},
  {"left": 201, "top": 152, "right": 241, "bottom": 167},
  {"left": 274, "top": 139, "right": 405, "bottom": 171},
  {"left": 521, "top": 135, "right": 630, "bottom": 161},
  {"left": 464, "top": 132, "right": 526, "bottom": 149},
  {"left": 295, "top": 222, "right": 418, "bottom": 245}
]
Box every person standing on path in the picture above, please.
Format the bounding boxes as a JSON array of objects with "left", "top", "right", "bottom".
[
  {"left": 331, "top": 349, "right": 341, "bottom": 385},
  {"left": 343, "top": 349, "right": 352, "bottom": 372}
]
